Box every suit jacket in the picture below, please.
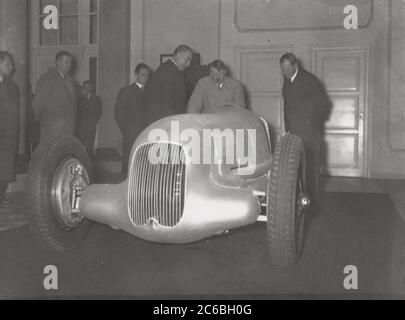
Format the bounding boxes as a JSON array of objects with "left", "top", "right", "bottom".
[
  {"left": 115, "top": 82, "right": 145, "bottom": 140},
  {"left": 0, "top": 77, "right": 19, "bottom": 181},
  {"left": 33, "top": 68, "right": 77, "bottom": 140},
  {"left": 282, "top": 68, "right": 331, "bottom": 139},
  {"left": 76, "top": 93, "right": 102, "bottom": 136},
  {"left": 183, "top": 64, "right": 209, "bottom": 100},
  {"left": 143, "top": 59, "right": 186, "bottom": 129}
]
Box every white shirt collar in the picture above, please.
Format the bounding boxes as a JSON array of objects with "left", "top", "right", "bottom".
[
  {"left": 169, "top": 57, "right": 178, "bottom": 68},
  {"left": 57, "top": 69, "right": 66, "bottom": 80},
  {"left": 213, "top": 76, "right": 227, "bottom": 89},
  {"left": 290, "top": 68, "right": 299, "bottom": 83},
  {"left": 135, "top": 82, "right": 144, "bottom": 89}
]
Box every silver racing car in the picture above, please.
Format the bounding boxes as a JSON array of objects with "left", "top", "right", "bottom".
[{"left": 25, "top": 104, "right": 309, "bottom": 268}]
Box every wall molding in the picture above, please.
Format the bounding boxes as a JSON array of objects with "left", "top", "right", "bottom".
[
  {"left": 217, "top": 0, "right": 222, "bottom": 59},
  {"left": 130, "top": 0, "right": 146, "bottom": 82},
  {"left": 234, "top": 0, "right": 374, "bottom": 33},
  {"left": 387, "top": 0, "right": 405, "bottom": 152},
  {"left": 233, "top": 44, "right": 292, "bottom": 78}
]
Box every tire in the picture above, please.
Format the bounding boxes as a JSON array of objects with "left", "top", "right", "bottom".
[
  {"left": 25, "top": 135, "right": 93, "bottom": 251},
  {"left": 267, "top": 134, "right": 309, "bottom": 268}
]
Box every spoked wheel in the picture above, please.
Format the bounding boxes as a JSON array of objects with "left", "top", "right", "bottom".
[
  {"left": 25, "top": 135, "right": 92, "bottom": 251},
  {"left": 267, "top": 134, "right": 310, "bottom": 268}
]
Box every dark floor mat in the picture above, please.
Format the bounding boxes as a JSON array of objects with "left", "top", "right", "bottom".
[
  {"left": 0, "top": 192, "right": 27, "bottom": 232},
  {"left": 0, "top": 192, "right": 405, "bottom": 298}
]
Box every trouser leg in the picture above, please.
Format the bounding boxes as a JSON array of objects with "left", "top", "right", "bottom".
[
  {"left": 85, "top": 129, "right": 97, "bottom": 159},
  {"left": 122, "top": 136, "right": 134, "bottom": 176},
  {"left": 301, "top": 136, "right": 322, "bottom": 209}
]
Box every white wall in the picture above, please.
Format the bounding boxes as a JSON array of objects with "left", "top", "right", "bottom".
[
  {"left": 131, "top": 0, "right": 220, "bottom": 75},
  {"left": 129, "top": 0, "right": 405, "bottom": 179}
]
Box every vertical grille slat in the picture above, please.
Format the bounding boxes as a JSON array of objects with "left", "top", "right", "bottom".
[
  {"left": 140, "top": 145, "right": 149, "bottom": 225},
  {"left": 162, "top": 148, "right": 169, "bottom": 226},
  {"left": 176, "top": 149, "right": 184, "bottom": 223},
  {"left": 146, "top": 144, "right": 155, "bottom": 220},
  {"left": 174, "top": 152, "right": 180, "bottom": 225},
  {"left": 128, "top": 143, "right": 186, "bottom": 227},
  {"left": 136, "top": 146, "right": 144, "bottom": 226},
  {"left": 135, "top": 146, "right": 140, "bottom": 226},
  {"left": 180, "top": 149, "right": 186, "bottom": 221},
  {"left": 132, "top": 149, "right": 138, "bottom": 225},
  {"left": 167, "top": 144, "right": 173, "bottom": 226},
  {"left": 174, "top": 147, "right": 181, "bottom": 225},
  {"left": 153, "top": 144, "right": 160, "bottom": 220},
  {"left": 168, "top": 146, "right": 174, "bottom": 227}
]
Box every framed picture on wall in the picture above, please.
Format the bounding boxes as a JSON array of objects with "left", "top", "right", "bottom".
[
  {"left": 160, "top": 54, "right": 172, "bottom": 65},
  {"left": 160, "top": 53, "right": 201, "bottom": 66}
]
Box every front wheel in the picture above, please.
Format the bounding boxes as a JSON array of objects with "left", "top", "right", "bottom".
[
  {"left": 266, "top": 134, "right": 310, "bottom": 268},
  {"left": 25, "top": 135, "right": 92, "bottom": 251}
]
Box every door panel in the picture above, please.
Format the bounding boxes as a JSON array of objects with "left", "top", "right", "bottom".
[
  {"left": 235, "top": 46, "right": 290, "bottom": 143},
  {"left": 321, "top": 57, "right": 360, "bottom": 91},
  {"left": 326, "top": 96, "right": 359, "bottom": 129},
  {"left": 325, "top": 134, "right": 359, "bottom": 167},
  {"left": 313, "top": 45, "right": 368, "bottom": 177}
]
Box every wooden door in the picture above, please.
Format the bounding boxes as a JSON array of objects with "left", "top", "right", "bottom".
[
  {"left": 235, "top": 46, "right": 291, "bottom": 147},
  {"left": 313, "top": 45, "right": 368, "bottom": 177},
  {"left": 236, "top": 45, "right": 368, "bottom": 177}
]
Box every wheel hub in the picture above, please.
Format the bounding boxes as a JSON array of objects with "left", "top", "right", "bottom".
[
  {"left": 298, "top": 193, "right": 311, "bottom": 210},
  {"left": 51, "top": 158, "right": 90, "bottom": 228}
]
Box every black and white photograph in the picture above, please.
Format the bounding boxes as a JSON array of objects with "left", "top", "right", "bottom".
[{"left": 0, "top": 0, "right": 405, "bottom": 303}]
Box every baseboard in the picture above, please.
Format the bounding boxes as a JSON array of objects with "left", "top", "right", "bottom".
[
  {"left": 93, "top": 160, "right": 122, "bottom": 174},
  {"left": 323, "top": 176, "right": 385, "bottom": 193}
]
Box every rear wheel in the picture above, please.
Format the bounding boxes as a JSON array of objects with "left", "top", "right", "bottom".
[
  {"left": 25, "top": 135, "right": 92, "bottom": 251},
  {"left": 267, "top": 134, "right": 309, "bottom": 268}
]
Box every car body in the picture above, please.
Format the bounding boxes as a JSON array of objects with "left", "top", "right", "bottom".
[
  {"left": 26, "top": 104, "right": 309, "bottom": 268},
  {"left": 80, "top": 105, "right": 272, "bottom": 243}
]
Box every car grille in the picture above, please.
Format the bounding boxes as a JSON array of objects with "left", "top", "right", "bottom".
[{"left": 128, "top": 143, "right": 186, "bottom": 227}]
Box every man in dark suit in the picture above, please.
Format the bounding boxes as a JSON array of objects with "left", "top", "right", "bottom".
[
  {"left": 115, "top": 63, "right": 151, "bottom": 175},
  {"left": 143, "top": 45, "right": 193, "bottom": 129},
  {"left": 280, "top": 53, "right": 332, "bottom": 210},
  {"left": 0, "top": 51, "right": 19, "bottom": 206},
  {"left": 75, "top": 81, "right": 102, "bottom": 159},
  {"left": 183, "top": 58, "right": 209, "bottom": 101},
  {"left": 33, "top": 51, "right": 77, "bottom": 143}
]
